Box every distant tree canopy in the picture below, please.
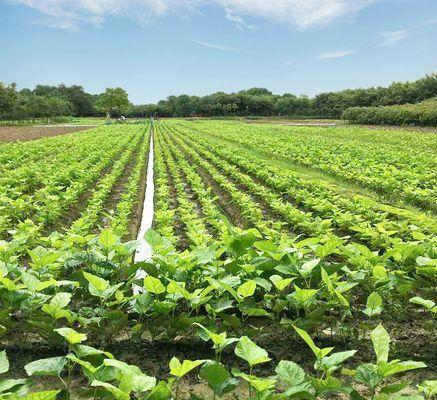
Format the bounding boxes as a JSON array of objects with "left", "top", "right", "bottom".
[
  {"left": 96, "top": 87, "right": 130, "bottom": 118},
  {"left": 147, "top": 73, "right": 437, "bottom": 118},
  {"left": 1, "top": 73, "right": 436, "bottom": 120}
]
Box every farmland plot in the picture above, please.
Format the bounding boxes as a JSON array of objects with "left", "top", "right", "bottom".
[{"left": 0, "top": 121, "right": 436, "bottom": 400}]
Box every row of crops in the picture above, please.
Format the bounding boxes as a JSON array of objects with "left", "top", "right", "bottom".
[{"left": 1, "top": 121, "right": 436, "bottom": 400}]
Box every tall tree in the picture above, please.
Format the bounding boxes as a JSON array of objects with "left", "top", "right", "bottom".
[{"left": 97, "top": 87, "right": 131, "bottom": 118}]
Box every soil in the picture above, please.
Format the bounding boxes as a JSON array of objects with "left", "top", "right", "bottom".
[
  {"left": 0, "top": 125, "right": 94, "bottom": 143},
  {"left": 3, "top": 319, "right": 435, "bottom": 399}
]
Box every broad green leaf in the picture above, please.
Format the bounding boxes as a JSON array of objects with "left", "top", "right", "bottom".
[
  {"left": 21, "top": 272, "right": 42, "bottom": 292},
  {"left": 237, "top": 280, "right": 256, "bottom": 298},
  {"left": 370, "top": 324, "right": 390, "bottom": 364},
  {"left": 270, "top": 275, "right": 294, "bottom": 291},
  {"left": 300, "top": 258, "right": 320, "bottom": 277},
  {"left": 275, "top": 360, "right": 306, "bottom": 386},
  {"left": 367, "top": 292, "right": 382, "bottom": 309},
  {"left": 0, "top": 350, "right": 9, "bottom": 374},
  {"left": 50, "top": 292, "right": 72, "bottom": 309},
  {"left": 235, "top": 336, "right": 270, "bottom": 367},
  {"left": 364, "top": 292, "right": 383, "bottom": 317},
  {"left": 381, "top": 360, "right": 427, "bottom": 377},
  {"left": 0, "top": 377, "right": 28, "bottom": 394},
  {"left": 19, "top": 390, "right": 61, "bottom": 400},
  {"left": 83, "top": 271, "right": 109, "bottom": 292},
  {"left": 293, "top": 326, "right": 330, "bottom": 359},
  {"left": 66, "top": 355, "right": 98, "bottom": 374},
  {"left": 145, "top": 381, "right": 173, "bottom": 400},
  {"left": 169, "top": 357, "right": 205, "bottom": 378},
  {"left": 200, "top": 362, "right": 238, "bottom": 397},
  {"left": 409, "top": 296, "right": 435, "bottom": 311},
  {"left": 55, "top": 327, "right": 87, "bottom": 344},
  {"left": 355, "top": 364, "right": 383, "bottom": 389},
  {"left": 418, "top": 380, "right": 437, "bottom": 398},
  {"left": 91, "top": 380, "right": 130, "bottom": 400},
  {"left": 232, "top": 370, "right": 277, "bottom": 392},
  {"left": 25, "top": 357, "right": 66, "bottom": 377},
  {"left": 144, "top": 276, "right": 165, "bottom": 295},
  {"left": 98, "top": 229, "right": 118, "bottom": 249},
  {"left": 321, "top": 350, "right": 357, "bottom": 371}
]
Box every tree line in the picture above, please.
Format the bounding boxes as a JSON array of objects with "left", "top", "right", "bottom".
[{"left": 1, "top": 73, "right": 436, "bottom": 121}]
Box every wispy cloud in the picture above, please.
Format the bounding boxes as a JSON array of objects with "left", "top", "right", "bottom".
[
  {"left": 8, "top": 0, "right": 375, "bottom": 30},
  {"left": 318, "top": 49, "right": 355, "bottom": 59},
  {"left": 216, "top": 0, "right": 375, "bottom": 31},
  {"left": 224, "top": 6, "right": 255, "bottom": 30},
  {"left": 377, "top": 30, "right": 409, "bottom": 47},
  {"left": 194, "top": 40, "right": 238, "bottom": 52}
]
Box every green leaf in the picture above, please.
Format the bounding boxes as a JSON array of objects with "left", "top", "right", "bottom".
[
  {"left": 55, "top": 327, "right": 87, "bottom": 344},
  {"left": 381, "top": 360, "right": 427, "bottom": 377},
  {"left": 25, "top": 357, "right": 67, "bottom": 377},
  {"left": 371, "top": 324, "right": 390, "bottom": 364},
  {"left": 293, "top": 326, "right": 333, "bottom": 360},
  {"left": 66, "top": 355, "right": 98, "bottom": 374},
  {"left": 364, "top": 292, "right": 383, "bottom": 317},
  {"left": 0, "top": 378, "right": 28, "bottom": 394},
  {"left": 234, "top": 336, "right": 270, "bottom": 367},
  {"left": 98, "top": 229, "right": 118, "bottom": 249},
  {"left": 91, "top": 380, "right": 130, "bottom": 400},
  {"left": 200, "top": 362, "right": 238, "bottom": 397},
  {"left": 21, "top": 272, "right": 42, "bottom": 292},
  {"left": 367, "top": 292, "right": 382, "bottom": 308},
  {"left": 409, "top": 296, "right": 435, "bottom": 311},
  {"left": 83, "top": 271, "right": 109, "bottom": 292},
  {"left": 232, "top": 370, "right": 277, "bottom": 392},
  {"left": 49, "top": 292, "right": 72, "bottom": 309},
  {"left": 275, "top": 360, "right": 306, "bottom": 386},
  {"left": 237, "top": 280, "right": 256, "bottom": 299},
  {"left": 145, "top": 380, "right": 172, "bottom": 400},
  {"left": 169, "top": 357, "right": 205, "bottom": 378},
  {"left": 355, "top": 364, "right": 383, "bottom": 389},
  {"left": 20, "top": 390, "right": 62, "bottom": 400},
  {"left": 143, "top": 276, "right": 165, "bottom": 295},
  {"left": 0, "top": 350, "right": 9, "bottom": 374},
  {"left": 300, "top": 258, "right": 320, "bottom": 277},
  {"left": 418, "top": 380, "right": 437, "bottom": 398},
  {"left": 270, "top": 275, "right": 294, "bottom": 291},
  {"left": 320, "top": 350, "right": 357, "bottom": 371},
  {"left": 380, "top": 381, "right": 409, "bottom": 394}
]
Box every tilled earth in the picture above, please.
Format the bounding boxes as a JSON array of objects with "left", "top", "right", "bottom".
[{"left": 0, "top": 125, "right": 94, "bottom": 142}]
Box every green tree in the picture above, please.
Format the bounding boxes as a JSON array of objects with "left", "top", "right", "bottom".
[{"left": 97, "top": 87, "right": 131, "bottom": 119}]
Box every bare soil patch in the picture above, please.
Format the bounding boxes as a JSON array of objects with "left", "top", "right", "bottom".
[{"left": 0, "top": 125, "right": 93, "bottom": 142}]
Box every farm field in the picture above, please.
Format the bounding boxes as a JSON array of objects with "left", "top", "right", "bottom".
[
  {"left": 1, "top": 120, "right": 436, "bottom": 400},
  {"left": 0, "top": 125, "right": 95, "bottom": 143}
]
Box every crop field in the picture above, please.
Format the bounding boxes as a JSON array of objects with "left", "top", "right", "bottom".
[{"left": 1, "top": 120, "right": 436, "bottom": 400}]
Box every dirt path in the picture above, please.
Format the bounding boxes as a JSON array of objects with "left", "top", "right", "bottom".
[{"left": 0, "top": 125, "right": 95, "bottom": 142}]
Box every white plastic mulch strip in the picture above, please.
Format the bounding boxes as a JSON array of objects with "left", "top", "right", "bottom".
[
  {"left": 134, "top": 130, "right": 154, "bottom": 263},
  {"left": 132, "top": 129, "right": 154, "bottom": 294}
]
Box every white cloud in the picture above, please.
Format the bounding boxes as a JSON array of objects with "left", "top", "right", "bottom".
[
  {"left": 194, "top": 40, "right": 238, "bottom": 52},
  {"left": 9, "top": 0, "right": 375, "bottom": 30},
  {"left": 377, "top": 30, "right": 409, "bottom": 47},
  {"left": 215, "top": 0, "right": 375, "bottom": 31},
  {"left": 224, "top": 6, "right": 255, "bottom": 30},
  {"left": 318, "top": 49, "right": 355, "bottom": 58}
]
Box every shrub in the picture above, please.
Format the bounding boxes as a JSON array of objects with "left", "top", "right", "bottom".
[{"left": 342, "top": 97, "right": 437, "bottom": 126}]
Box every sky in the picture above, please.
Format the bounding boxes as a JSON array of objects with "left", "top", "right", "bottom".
[{"left": 1, "top": 0, "right": 436, "bottom": 104}]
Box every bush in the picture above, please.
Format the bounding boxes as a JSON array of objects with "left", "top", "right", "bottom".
[{"left": 342, "top": 97, "right": 437, "bottom": 126}]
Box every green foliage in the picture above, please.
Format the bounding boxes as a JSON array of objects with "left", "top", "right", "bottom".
[{"left": 343, "top": 97, "right": 437, "bottom": 126}]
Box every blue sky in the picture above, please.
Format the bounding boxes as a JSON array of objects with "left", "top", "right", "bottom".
[{"left": 1, "top": 0, "right": 436, "bottom": 104}]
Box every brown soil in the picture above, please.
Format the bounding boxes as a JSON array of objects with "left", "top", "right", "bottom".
[{"left": 0, "top": 125, "right": 93, "bottom": 142}]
